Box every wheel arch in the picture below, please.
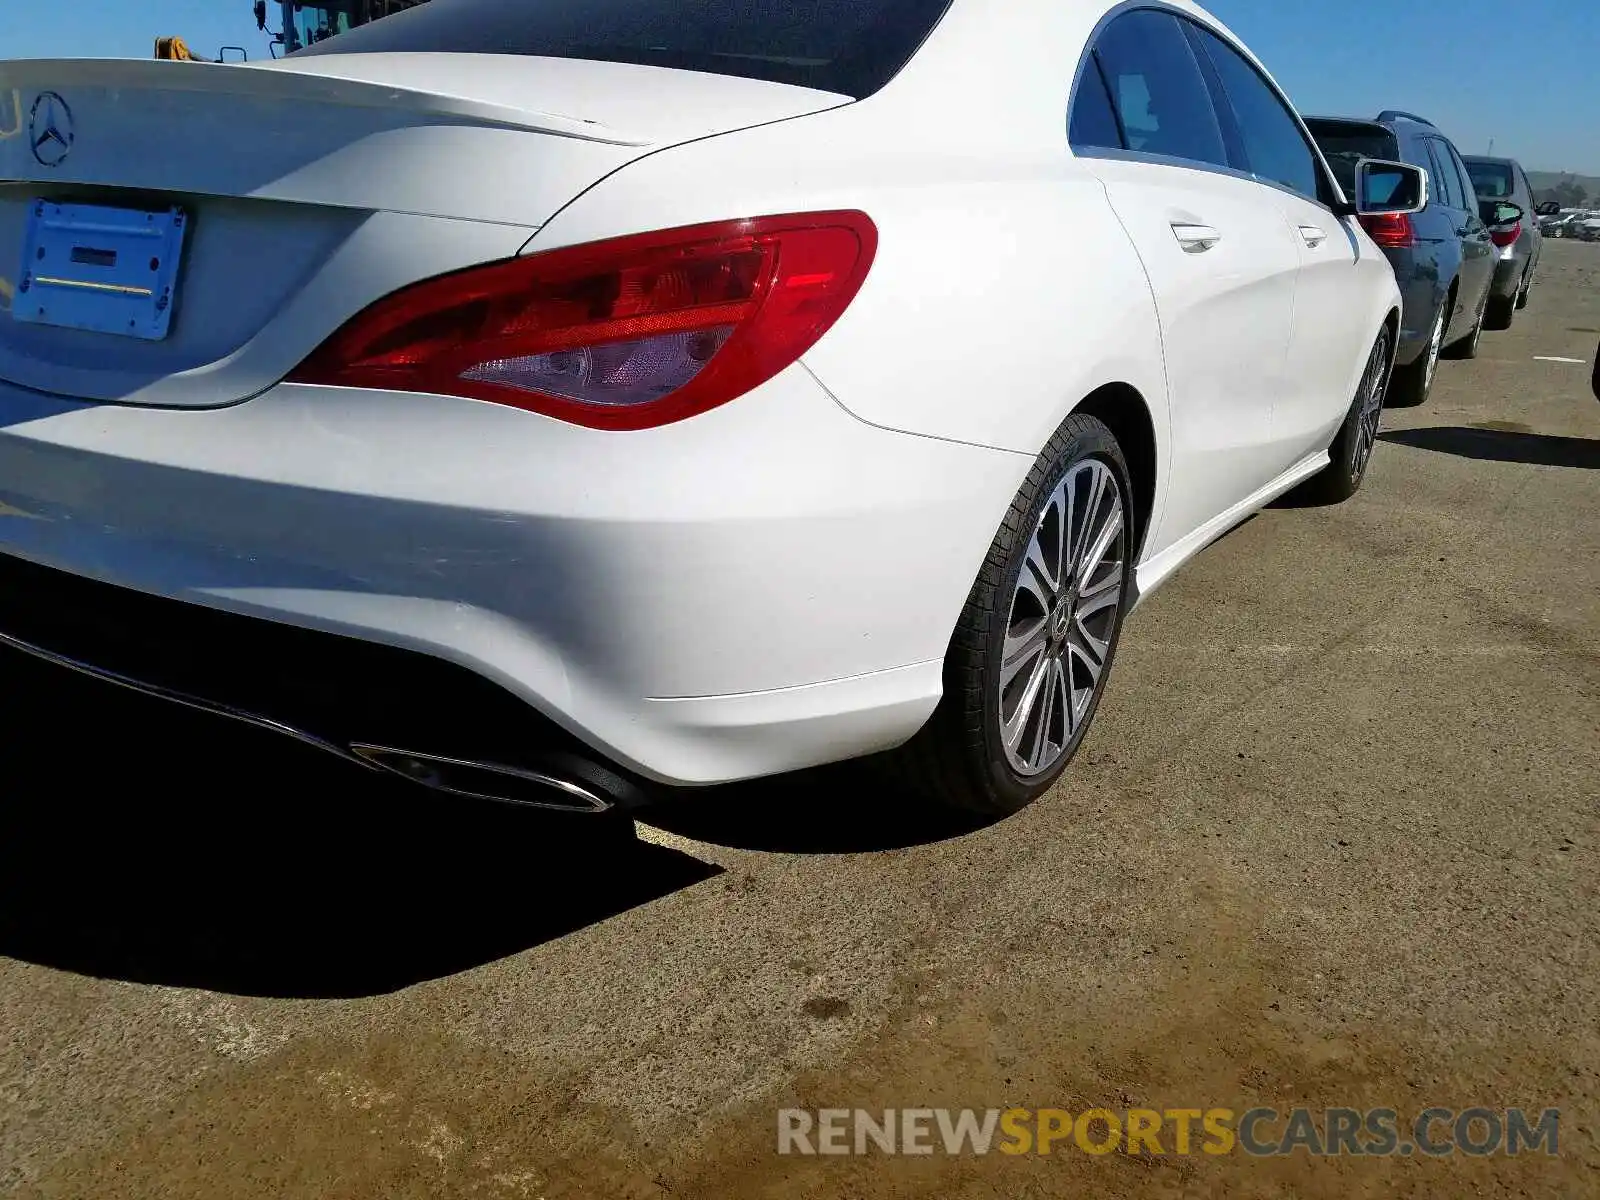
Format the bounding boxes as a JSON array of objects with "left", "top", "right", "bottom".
[{"left": 1070, "top": 382, "right": 1158, "bottom": 561}]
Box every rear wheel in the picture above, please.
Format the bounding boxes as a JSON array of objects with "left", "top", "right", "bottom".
[
  {"left": 1290, "top": 327, "right": 1392, "bottom": 506},
  {"left": 881, "top": 414, "right": 1134, "bottom": 816},
  {"left": 1442, "top": 285, "right": 1488, "bottom": 360},
  {"left": 1484, "top": 289, "right": 1516, "bottom": 331},
  {"left": 1386, "top": 302, "right": 1445, "bottom": 408},
  {"left": 1515, "top": 268, "right": 1533, "bottom": 310}
]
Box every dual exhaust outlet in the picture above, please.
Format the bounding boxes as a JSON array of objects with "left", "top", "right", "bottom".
[
  {"left": 348, "top": 744, "right": 642, "bottom": 814},
  {"left": 0, "top": 621, "right": 640, "bottom": 816}
]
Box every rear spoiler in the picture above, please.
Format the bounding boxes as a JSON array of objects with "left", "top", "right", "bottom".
[
  {"left": 0, "top": 57, "right": 649, "bottom": 147},
  {"left": 1303, "top": 115, "right": 1395, "bottom": 136}
]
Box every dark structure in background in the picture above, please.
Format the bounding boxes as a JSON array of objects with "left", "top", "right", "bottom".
[{"left": 257, "top": 0, "right": 432, "bottom": 55}]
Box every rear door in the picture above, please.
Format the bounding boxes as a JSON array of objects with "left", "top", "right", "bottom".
[
  {"left": 1426, "top": 136, "right": 1494, "bottom": 332},
  {"left": 1071, "top": 8, "right": 1301, "bottom": 553},
  {"left": 1184, "top": 22, "right": 1372, "bottom": 468}
]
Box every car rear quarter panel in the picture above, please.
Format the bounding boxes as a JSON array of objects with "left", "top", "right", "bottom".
[{"left": 519, "top": 40, "right": 1172, "bottom": 490}]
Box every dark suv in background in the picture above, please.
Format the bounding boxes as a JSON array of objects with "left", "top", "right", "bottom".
[
  {"left": 1306, "top": 111, "right": 1513, "bottom": 407},
  {"left": 1462, "top": 154, "right": 1543, "bottom": 329}
]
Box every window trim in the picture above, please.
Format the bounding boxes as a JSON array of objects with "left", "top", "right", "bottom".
[
  {"left": 1427, "top": 138, "right": 1465, "bottom": 211},
  {"left": 1180, "top": 17, "right": 1341, "bottom": 211},
  {"left": 1069, "top": 50, "right": 1127, "bottom": 150},
  {"left": 1067, "top": 1, "right": 1349, "bottom": 217},
  {"left": 1441, "top": 140, "right": 1483, "bottom": 223}
]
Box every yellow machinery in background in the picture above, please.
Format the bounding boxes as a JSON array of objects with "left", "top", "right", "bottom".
[
  {"left": 153, "top": 37, "right": 217, "bottom": 61},
  {"left": 154, "top": 1, "right": 429, "bottom": 64}
]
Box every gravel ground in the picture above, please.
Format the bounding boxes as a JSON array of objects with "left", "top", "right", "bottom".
[{"left": 2, "top": 241, "right": 1597, "bottom": 1200}]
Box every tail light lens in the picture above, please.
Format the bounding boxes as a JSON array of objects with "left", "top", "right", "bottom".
[
  {"left": 1489, "top": 222, "right": 1522, "bottom": 249},
  {"left": 287, "top": 211, "right": 878, "bottom": 430},
  {"left": 1359, "top": 212, "right": 1418, "bottom": 249}
]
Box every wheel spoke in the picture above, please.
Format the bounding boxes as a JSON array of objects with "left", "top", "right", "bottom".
[
  {"left": 1077, "top": 496, "right": 1123, "bottom": 584},
  {"left": 1000, "top": 619, "right": 1049, "bottom": 690},
  {"left": 1076, "top": 572, "right": 1123, "bottom": 621},
  {"left": 1027, "top": 658, "right": 1063, "bottom": 771},
  {"left": 1068, "top": 464, "right": 1107, "bottom": 568},
  {"left": 1001, "top": 649, "right": 1051, "bottom": 754},
  {"left": 1021, "top": 486, "right": 1068, "bottom": 602}
]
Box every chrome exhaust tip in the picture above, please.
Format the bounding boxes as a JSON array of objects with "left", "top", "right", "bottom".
[{"left": 349, "top": 745, "right": 621, "bottom": 813}]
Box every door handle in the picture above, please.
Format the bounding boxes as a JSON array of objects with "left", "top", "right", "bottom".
[
  {"left": 1298, "top": 225, "right": 1329, "bottom": 248},
  {"left": 1171, "top": 223, "right": 1222, "bottom": 253}
]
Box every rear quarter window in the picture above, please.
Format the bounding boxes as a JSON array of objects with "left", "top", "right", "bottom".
[
  {"left": 288, "top": 0, "right": 957, "bottom": 99},
  {"left": 1465, "top": 159, "right": 1515, "bottom": 200},
  {"left": 1087, "top": 9, "right": 1230, "bottom": 169}
]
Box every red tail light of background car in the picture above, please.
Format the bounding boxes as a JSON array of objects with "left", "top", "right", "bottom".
[
  {"left": 289, "top": 212, "right": 878, "bottom": 430},
  {"left": 1359, "top": 212, "right": 1418, "bottom": 250},
  {"left": 1489, "top": 221, "right": 1523, "bottom": 249}
]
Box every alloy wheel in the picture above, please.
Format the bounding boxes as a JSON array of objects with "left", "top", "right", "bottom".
[
  {"left": 1350, "top": 332, "right": 1391, "bottom": 483},
  {"left": 1423, "top": 309, "right": 1444, "bottom": 393},
  {"left": 998, "top": 459, "right": 1126, "bottom": 777}
]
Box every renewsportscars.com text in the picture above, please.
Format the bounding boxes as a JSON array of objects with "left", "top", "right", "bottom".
[{"left": 777, "top": 1106, "right": 1560, "bottom": 1158}]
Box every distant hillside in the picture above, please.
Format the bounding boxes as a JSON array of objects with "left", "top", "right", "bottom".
[{"left": 1527, "top": 171, "right": 1600, "bottom": 207}]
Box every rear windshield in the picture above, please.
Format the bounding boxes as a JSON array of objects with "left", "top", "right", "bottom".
[
  {"left": 289, "top": 0, "right": 957, "bottom": 99},
  {"left": 1463, "top": 158, "right": 1516, "bottom": 199},
  {"left": 1304, "top": 119, "right": 1400, "bottom": 194}
]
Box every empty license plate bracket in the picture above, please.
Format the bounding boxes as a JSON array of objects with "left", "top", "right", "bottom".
[{"left": 14, "top": 200, "right": 188, "bottom": 341}]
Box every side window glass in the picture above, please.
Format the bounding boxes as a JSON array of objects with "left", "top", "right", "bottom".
[
  {"left": 1091, "top": 10, "right": 1229, "bottom": 168},
  {"left": 1424, "top": 140, "right": 1460, "bottom": 209},
  {"left": 1446, "top": 144, "right": 1480, "bottom": 217},
  {"left": 1069, "top": 55, "right": 1124, "bottom": 151},
  {"left": 1187, "top": 23, "right": 1321, "bottom": 201}
]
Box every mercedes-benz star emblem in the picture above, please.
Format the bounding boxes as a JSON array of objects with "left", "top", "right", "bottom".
[{"left": 28, "top": 92, "right": 74, "bottom": 168}]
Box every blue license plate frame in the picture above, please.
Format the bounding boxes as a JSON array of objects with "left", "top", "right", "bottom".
[{"left": 13, "top": 200, "right": 188, "bottom": 341}]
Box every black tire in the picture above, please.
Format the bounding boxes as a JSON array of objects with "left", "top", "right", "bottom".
[
  {"left": 1442, "top": 285, "right": 1487, "bottom": 360},
  {"left": 1288, "top": 327, "right": 1392, "bottom": 506},
  {"left": 1386, "top": 302, "right": 1445, "bottom": 408},
  {"left": 1515, "top": 270, "right": 1532, "bottom": 310},
  {"left": 879, "top": 413, "right": 1135, "bottom": 817},
  {"left": 1483, "top": 292, "right": 1515, "bottom": 332}
]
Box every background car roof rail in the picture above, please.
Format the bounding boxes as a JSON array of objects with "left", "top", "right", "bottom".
[{"left": 1377, "top": 110, "right": 1435, "bottom": 127}]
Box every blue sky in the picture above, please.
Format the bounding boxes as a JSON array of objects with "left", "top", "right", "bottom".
[{"left": 2, "top": 0, "right": 1596, "bottom": 174}]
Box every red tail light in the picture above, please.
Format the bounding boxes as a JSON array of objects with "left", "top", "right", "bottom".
[
  {"left": 1489, "top": 222, "right": 1522, "bottom": 248},
  {"left": 1359, "top": 212, "right": 1418, "bottom": 249},
  {"left": 288, "top": 211, "right": 878, "bottom": 430}
]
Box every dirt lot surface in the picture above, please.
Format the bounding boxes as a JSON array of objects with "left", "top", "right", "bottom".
[{"left": 2, "top": 242, "right": 1598, "bottom": 1199}]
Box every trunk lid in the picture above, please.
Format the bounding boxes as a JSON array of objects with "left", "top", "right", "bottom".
[{"left": 0, "top": 55, "right": 848, "bottom": 407}]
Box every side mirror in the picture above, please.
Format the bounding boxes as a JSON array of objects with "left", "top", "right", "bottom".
[
  {"left": 1487, "top": 200, "right": 1524, "bottom": 227},
  {"left": 253, "top": 0, "right": 268, "bottom": 31},
  {"left": 1354, "top": 159, "right": 1428, "bottom": 216},
  {"left": 1535, "top": 200, "right": 1562, "bottom": 217}
]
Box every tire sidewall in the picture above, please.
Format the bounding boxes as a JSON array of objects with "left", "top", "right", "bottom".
[
  {"left": 1420, "top": 305, "right": 1445, "bottom": 400},
  {"left": 975, "top": 420, "right": 1135, "bottom": 809},
  {"left": 1330, "top": 329, "right": 1384, "bottom": 490}
]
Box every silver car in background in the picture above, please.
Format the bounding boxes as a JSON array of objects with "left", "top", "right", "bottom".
[{"left": 1462, "top": 154, "right": 1542, "bottom": 328}]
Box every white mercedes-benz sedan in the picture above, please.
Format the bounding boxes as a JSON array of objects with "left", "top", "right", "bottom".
[{"left": 0, "top": 0, "right": 1419, "bottom": 815}]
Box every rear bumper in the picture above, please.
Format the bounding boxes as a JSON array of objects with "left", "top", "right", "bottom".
[
  {"left": 0, "top": 370, "right": 1030, "bottom": 785},
  {"left": 1488, "top": 250, "right": 1528, "bottom": 298},
  {"left": 1385, "top": 252, "right": 1439, "bottom": 367}
]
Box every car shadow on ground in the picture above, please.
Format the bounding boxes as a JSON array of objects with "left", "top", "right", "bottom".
[
  {"left": 1380, "top": 426, "right": 1600, "bottom": 470},
  {"left": 643, "top": 762, "right": 995, "bottom": 855},
  {"left": 0, "top": 652, "right": 998, "bottom": 999},
  {"left": 0, "top": 655, "right": 723, "bottom": 1000}
]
